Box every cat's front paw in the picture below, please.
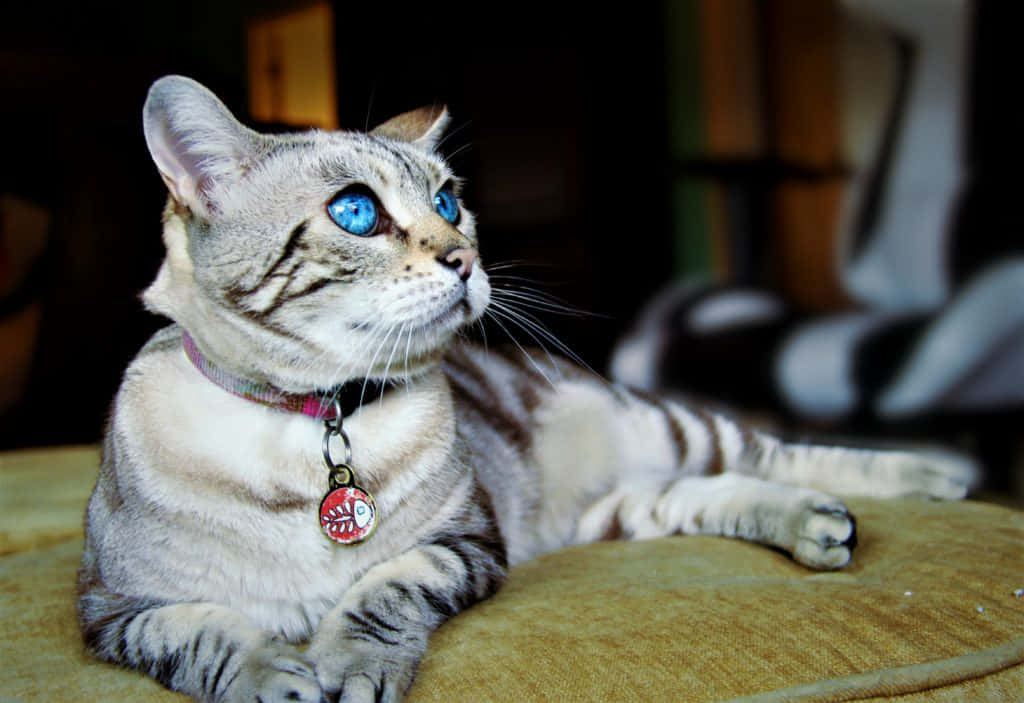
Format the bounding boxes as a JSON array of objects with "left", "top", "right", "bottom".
[
  {"left": 313, "top": 642, "right": 420, "bottom": 703},
  {"left": 792, "top": 498, "right": 857, "bottom": 570},
  {"left": 219, "top": 642, "right": 323, "bottom": 703}
]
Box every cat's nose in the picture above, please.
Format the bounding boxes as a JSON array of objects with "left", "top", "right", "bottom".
[{"left": 437, "top": 247, "right": 477, "bottom": 282}]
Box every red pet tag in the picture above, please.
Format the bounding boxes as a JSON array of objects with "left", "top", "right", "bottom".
[
  {"left": 319, "top": 401, "right": 378, "bottom": 545},
  {"left": 319, "top": 470, "right": 377, "bottom": 545}
]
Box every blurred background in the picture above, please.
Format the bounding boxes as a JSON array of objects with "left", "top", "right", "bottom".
[{"left": 1, "top": 1, "right": 1020, "bottom": 502}]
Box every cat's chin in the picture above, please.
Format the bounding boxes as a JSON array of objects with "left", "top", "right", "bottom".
[
  {"left": 318, "top": 346, "right": 446, "bottom": 389},
  {"left": 347, "top": 303, "right": 469, "bottom": 338},
  {"left": 415, "top": 299, "right": 477, "bottom": 336},
  {"left": 321, "top": 317, "right": 473, "bottom": 386}
]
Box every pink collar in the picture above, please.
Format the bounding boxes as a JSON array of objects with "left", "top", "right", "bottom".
[{"left": 182, "top": 331, "right": 386, "bottom": 420}]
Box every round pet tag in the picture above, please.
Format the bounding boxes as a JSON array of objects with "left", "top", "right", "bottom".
[{"left": 319, "top": 485, "right": 377, "bottom": 544}]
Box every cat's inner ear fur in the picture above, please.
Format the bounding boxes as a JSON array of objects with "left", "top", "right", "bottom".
[
  {"left": 370, "top": 105, "right": 450, "bottom": 151},
  {"left": 143, "top": 75, "right": 262, "bottom": 218}
]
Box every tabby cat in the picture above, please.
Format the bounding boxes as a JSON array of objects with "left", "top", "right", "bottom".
[{"left": 77, "top": 76, "right": 975, "bottom": 703}]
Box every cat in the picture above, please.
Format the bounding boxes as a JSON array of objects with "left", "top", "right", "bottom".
[{"left": 77, "top": 75, "right": 976, "bottom": 703}]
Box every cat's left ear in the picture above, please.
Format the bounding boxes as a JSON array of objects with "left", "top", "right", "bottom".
[{"left": 370, "top": 105, "right": 450, "bottom": 151}]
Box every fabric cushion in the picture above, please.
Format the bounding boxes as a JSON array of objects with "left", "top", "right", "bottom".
[{"left": 2, "top": 446, "right": 1022, "bottom": 702}]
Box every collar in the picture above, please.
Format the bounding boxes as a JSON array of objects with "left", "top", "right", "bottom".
[{"left": 181, "top": 331, "right": 388, "bottom": 420}]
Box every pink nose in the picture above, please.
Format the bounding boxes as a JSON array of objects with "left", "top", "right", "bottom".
[{"left": 438, "top": 247, "right": 477, "bottom": 281}]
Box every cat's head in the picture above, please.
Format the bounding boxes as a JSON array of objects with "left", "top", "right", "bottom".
[{"left": 141, "top": 75, "right": 488, "bottom": 391}]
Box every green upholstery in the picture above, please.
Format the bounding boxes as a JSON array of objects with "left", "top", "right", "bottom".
[{"left": 2, "top": 446, "right": 1022, "bottom": 702}]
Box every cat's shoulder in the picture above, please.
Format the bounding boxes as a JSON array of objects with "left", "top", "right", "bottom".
[
  {"left": 116, "top": 324, "right": 199, "bottom": 410},
  {"left": 137, "top": 324, "right": 184, "bottom": 358},
  {"left": 118, "top": 324, "right": 184, "bottom": 382}
]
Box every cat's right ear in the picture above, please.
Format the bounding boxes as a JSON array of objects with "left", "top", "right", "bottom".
[
  {"left": 371, "top": 105, "right": 450, "bottom": 151},
  {"left": 143, "top": 75, "right": 259, "bottom": 218}
]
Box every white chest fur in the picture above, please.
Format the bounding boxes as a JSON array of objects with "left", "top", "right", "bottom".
[{"left": 105, "top": 338, "right": 459, "bottom": 640}]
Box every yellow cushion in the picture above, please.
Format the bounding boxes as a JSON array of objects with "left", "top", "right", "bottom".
[{"left": 2, "top": 446, "right": 1022, "bottom": 702}]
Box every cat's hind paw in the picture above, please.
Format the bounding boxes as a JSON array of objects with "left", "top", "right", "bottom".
[
  {"left": 792, "top": 500, "right": 857, "bottom": 571},
  {"left": 906, "top": 449, "right": 978, "bottom": 499},
  {"left": 884, "top": 449, "right": 979, "bottom": 500}
]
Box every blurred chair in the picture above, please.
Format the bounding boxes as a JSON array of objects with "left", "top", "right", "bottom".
[{"left": 611, "top": 0, "right": 1024, "bottom": 494}]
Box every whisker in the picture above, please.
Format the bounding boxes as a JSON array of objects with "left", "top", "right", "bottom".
[
  {"left": 487, "top": 276, "right": 578, "bottom": 291},
  {"left": 475, "top": 316, "right": 490, "bottom": 358},
  {"left": 487, "top": 305, "right": 565, "bottom": 373},
  {"left": 446, "top": 142, "right": 473, "bottom": 162},
  {"left": 436, "top": 119, "right": 473, "bottom": 152},
  {"left": 490, "top": 288, "right": 603, "bottom": 318},
  {"left": 403, "top": 322, "right": 414, "bottom": 389},
  {"left": 483, "top": 309, "right": 557, "bottom": 389},
  {"left": 483, "top": 259, "right": 557, "bottom": 273},
  {"left": 488, "top": 301, "right": 599, "bottom": 379},
  {"left": 360, "top": 323, "right": 398, "bottom": 408},
  {"left": 364, "top": 83, "right": 377, "bottom": 132},
  {"left": 380, "top": 322, "right": 405, "bottom": 394},
  {"left": 486, "top": 274, "right": 555, "bottom": 285}
]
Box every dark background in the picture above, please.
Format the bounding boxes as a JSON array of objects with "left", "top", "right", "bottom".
[{"left": 1, "top": 2, "right": 1021, "bottom": 474}]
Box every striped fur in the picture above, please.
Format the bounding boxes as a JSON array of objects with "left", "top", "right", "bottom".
[{"left": 79, "top": 76, "right": 976, "bottom": 703}]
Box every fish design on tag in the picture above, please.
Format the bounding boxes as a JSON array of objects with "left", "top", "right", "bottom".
[{"left": 319, "top": 486, "right": 377, "bottom": 544}]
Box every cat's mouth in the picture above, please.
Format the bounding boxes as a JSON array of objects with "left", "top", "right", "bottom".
[{"left": 348, "top": 272, "right": 489, "bottom": 347}]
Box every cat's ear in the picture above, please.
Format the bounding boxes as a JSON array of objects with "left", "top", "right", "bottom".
[
  {"left": 370, "top": 105, "right": 450, "bottom": 151},
  {"left": 143, "top": 75, "right": 261, "bottom": 217}
]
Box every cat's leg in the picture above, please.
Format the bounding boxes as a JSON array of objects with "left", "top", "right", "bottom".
[
  {"left": 576, "top": 473, "right": 857, "bottom": 570},
  {"left": 623, "top": 388, "right": 976, "bottom": 499},
  {"left": 524, "top": 374, "right": 970, "bottom": 567},
  {"left": 547, "top": 387, "right": 858, "bottom": 567},
  {"left": 78, "top": 587, "right": 322, "bottom": 703},
  {"left": 306, "top": 517, "right": 507, "bottom": 703}
]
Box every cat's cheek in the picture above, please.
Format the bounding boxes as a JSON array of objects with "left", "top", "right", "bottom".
[{"left": 466, "top": 275, "right": 491, "bottom": 320}]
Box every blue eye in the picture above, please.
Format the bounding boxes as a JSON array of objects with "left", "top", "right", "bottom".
[
  {"left": 327, "top": 190, "right": 378, "bottom": 236},
  {"left": 433, "top": 186, "right": 460, "bottom": 224}
]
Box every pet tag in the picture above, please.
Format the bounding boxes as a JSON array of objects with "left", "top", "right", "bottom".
[
  {"left": 319, "top": 465, "right": 377, "bottom": 545},
  {"left": 320, "top": 414, "right": 377, "bottom": 545}
]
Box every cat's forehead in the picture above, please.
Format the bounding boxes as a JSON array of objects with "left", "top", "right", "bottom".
[{"left": 308, "top": 131, "right": 452, "bottom": 193}]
